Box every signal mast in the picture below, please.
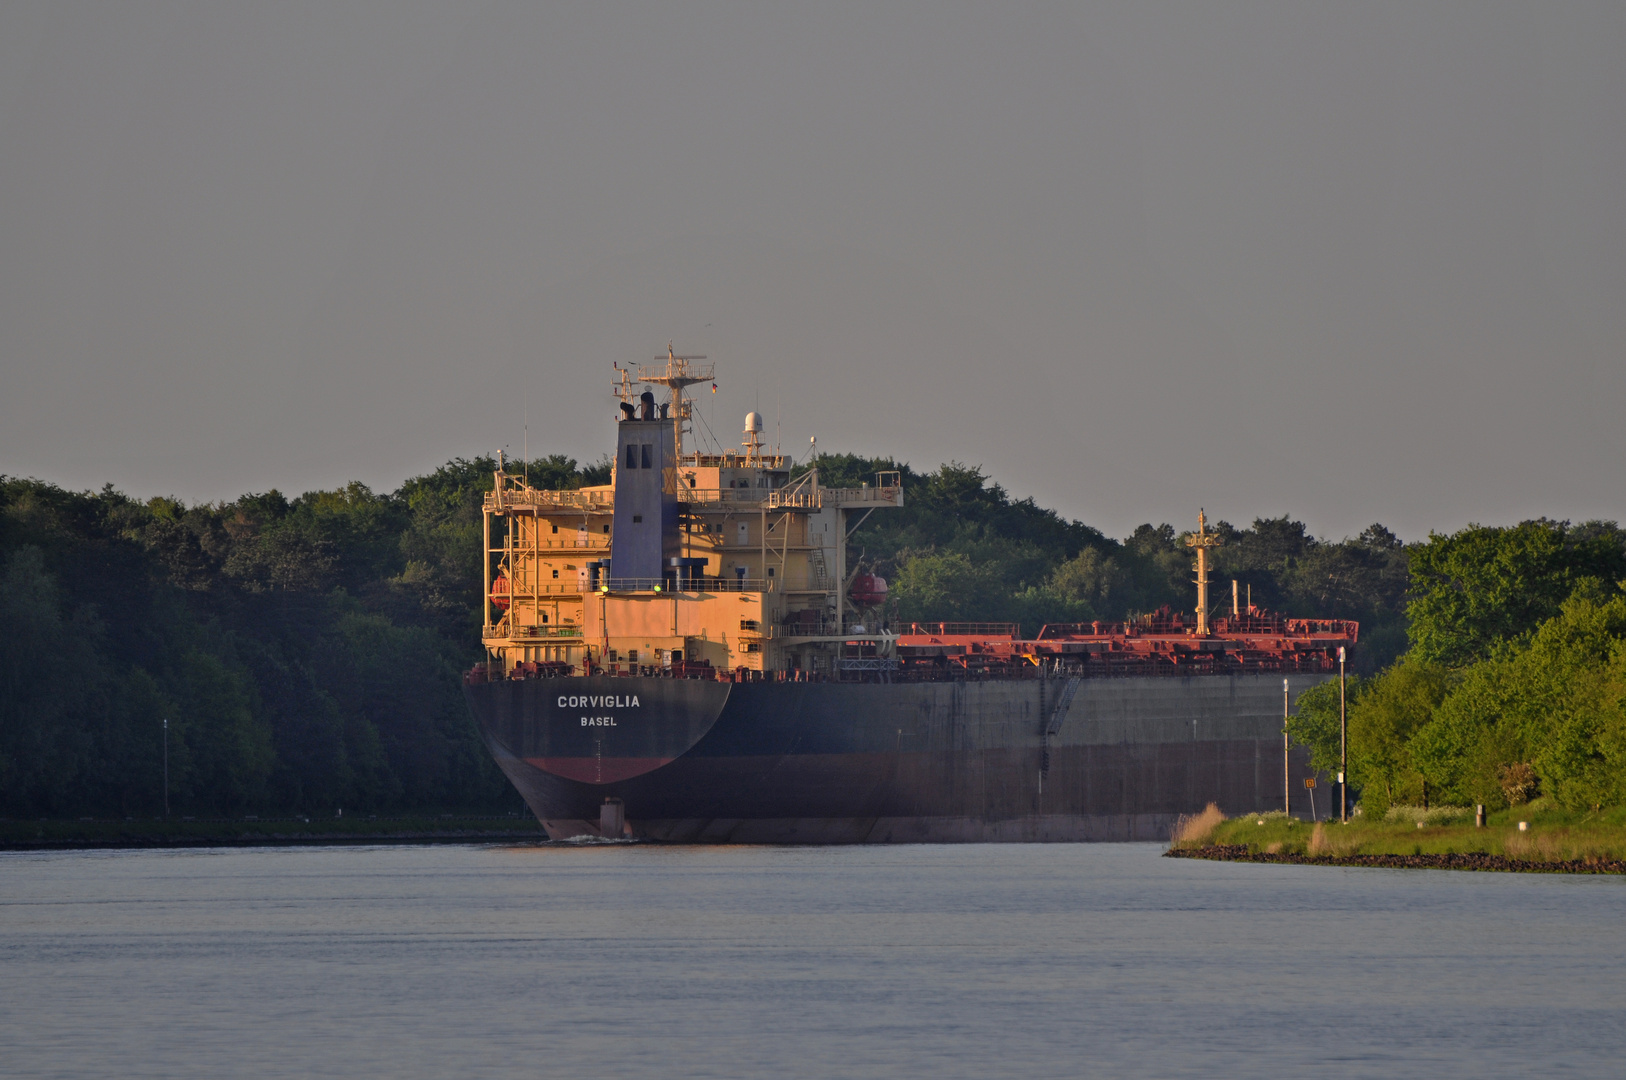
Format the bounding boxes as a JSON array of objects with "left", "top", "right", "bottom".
[{"left": 614, "top": 344, "right": 714, "bottom": 459}]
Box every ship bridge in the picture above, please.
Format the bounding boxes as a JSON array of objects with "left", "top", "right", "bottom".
[{"left": 480, "top": 354, "right": 903, "bottom": 680}]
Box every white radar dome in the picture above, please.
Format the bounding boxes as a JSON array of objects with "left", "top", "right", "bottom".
[{"left": 744, "top": 411, "right": 764, "bottom": 434}]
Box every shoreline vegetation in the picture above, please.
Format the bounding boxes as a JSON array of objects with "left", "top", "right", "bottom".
[
  {"left": 1165, "top": 801, "right": 1626, "bottom": 873},
  {"left": 6, "top": 461, "right": 1625, "bottom": 835},
  {"left": 0, "top": 814, "right": 544, "bottom": 852}
]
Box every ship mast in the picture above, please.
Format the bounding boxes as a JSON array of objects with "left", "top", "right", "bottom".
[
  {"left": 1186, "top": 508, "right": 1224, "bottom": 636},
  {"left": 617, "top": 344, "right": 713, "bottom": 459}
]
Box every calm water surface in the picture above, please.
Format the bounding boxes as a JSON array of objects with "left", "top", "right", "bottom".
[{"left": 2, "top": 842, "right": 1622, "bottom": 1079}]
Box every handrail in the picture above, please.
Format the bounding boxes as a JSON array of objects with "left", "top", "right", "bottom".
[
  {"left": 587, "top": 577, "right": 777, "bottom": 593},
  {"left": 823, "top": 485, "right": 903, "bottom": 506},
  {"left": 487, "top": 487, "right": 615, "bottom": 510}
]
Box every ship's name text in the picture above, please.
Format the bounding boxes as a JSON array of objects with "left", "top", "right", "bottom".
[{"left": 558, "top": 695, "right": 640, "bottom": 709}]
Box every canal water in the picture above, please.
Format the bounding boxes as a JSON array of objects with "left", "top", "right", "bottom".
[{"left": 2, "top": 842, "right": 1621, "bottom": 1078}]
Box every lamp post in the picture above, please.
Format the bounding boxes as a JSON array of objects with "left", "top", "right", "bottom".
[
  {"left": 1338, "top": 646, "right": 1347, "bottom": 823},
  {"left": 162, "top": 717, "right": 170, "bottom": 819},
  {"left": 1283, "top": 678, "right": 1290, "bottom": 815}
]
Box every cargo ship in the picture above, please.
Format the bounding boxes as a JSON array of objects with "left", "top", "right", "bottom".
[{"left": 462, "top": 352, "right": 1357, "bottom": 841}]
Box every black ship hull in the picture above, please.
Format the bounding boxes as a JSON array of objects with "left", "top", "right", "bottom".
[{"left": 464, "top": 674, "right": 1331, "bottom": 843}]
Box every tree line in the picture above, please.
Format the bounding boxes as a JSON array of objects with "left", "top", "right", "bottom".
[
  {"left": 0, "top": 455, "right": 604, "bottom": 819},
  {"left": 4, "top": 450, "right": 1615, "bottom": 818}
]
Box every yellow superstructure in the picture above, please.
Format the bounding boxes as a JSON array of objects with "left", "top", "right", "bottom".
[{"left": 481, "top": 354, "right": 902, "bottom": 678}]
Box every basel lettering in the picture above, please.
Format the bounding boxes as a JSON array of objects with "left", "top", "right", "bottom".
[
  {"left": 581, "top": 716, "right": 617, "bottom": 727},
  {"left": 558, "top": 695, "right": 640, "bottom": 709}
]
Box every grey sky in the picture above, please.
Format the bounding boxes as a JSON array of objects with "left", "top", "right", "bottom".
[{"left": 2, "top": 1, "right": 1622, "bottom": 542}]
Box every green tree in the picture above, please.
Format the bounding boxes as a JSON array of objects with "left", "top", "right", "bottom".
[
  {"left": 1412, "top": 593, "right": 1626, "bottom": 810},
  {"left": 1286, "top": 676, "right": 1364, "bottom": 781},
  {"left": 1345, "top": 658, "right": 1454, "bottom": 816},
  {"left": 1406, "top": 519, "right": 1626, "bottom": 668}
]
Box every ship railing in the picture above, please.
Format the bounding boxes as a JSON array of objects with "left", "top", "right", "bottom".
[
  {"left": 680, "top": 488, "right": 781, "bottom": 507},
  {"left": 509, "top": 624, "right": 584, "bottom": 639},
  {"left": 837, "top": 657, "right": 900, "bottom": 672},
  {"left": 488, "top": 618, "right": 583, "bottom": 638},
  {"left": 822, "top": 484, "right": 903, "bottom": 507},
  {"left": 766, "top": 490, "right": 820, "bottom": 509},
  {"left": 501, "top": 583, "right": 600, "bottom": 595},
  {"left": 586, "top": 576, "right": 777, "bottom": 593},
  {"left": 777, "top": 617, "right": 841, "bottom": 637},
  {"left": 504, "top": 539, "right": 611, "bottom": 550},
  {"left": 486, "top": 488, "right": 615, "bottom": 513},
  {"left": 904, "top": 621, "right": 1022, "bottom": 639}
]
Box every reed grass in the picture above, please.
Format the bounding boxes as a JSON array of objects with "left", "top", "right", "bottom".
[{"left": 1169, "top": 802, "right": 1225, "bottom": 845}]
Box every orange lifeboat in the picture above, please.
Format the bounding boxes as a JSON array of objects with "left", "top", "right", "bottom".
[{"left": 849, "top": 573, "right": 888, "bottom": 608}]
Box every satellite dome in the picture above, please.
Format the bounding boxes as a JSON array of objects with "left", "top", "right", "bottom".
[{"left": 744, "top": 411, "right": 764, "bottom": 434}]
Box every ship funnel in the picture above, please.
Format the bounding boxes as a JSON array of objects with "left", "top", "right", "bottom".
[
  {"left": 619, "top": 402, "right": 637, "bottom": 421},
  {"left": 640, "top": 391, "right": 657, "bottom": 420}
]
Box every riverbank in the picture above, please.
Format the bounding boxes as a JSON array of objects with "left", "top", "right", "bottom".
[
  {"left": 1167, "top": 844, "right": 1626, "bottom": 874},
  {"left": 0, "top": 814, "right": 546, "bottom": 851},
  {"left": 1165, "top": 800, "right": 1626, "bottom": 873}
]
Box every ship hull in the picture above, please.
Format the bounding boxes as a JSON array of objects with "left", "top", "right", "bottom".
[{"left": 464, "top": 674, "right": 1330, "bottom": 843}]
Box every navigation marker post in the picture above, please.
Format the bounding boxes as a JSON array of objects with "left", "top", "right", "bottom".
[
  {"left": 162, "top": 717, "right": 169, "bottom": 819},
  {"left": 1283, "top": 678, "right": 1290, "bottom": 815}
]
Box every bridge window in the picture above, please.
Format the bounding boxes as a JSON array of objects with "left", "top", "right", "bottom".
[
  {"left": 625, "top": 444, "right": 638, "bottom": 469},
  {"left": 641, "top": 444, "right": 652, "bottom": 469}
]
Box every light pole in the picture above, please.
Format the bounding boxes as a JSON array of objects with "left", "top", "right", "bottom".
[
  {"left": 1283, "top": 678, "right": 1290, "bottom": 815},
  {"left": 162, "top": 717, "right": 169, "bottom": 819},
  {"left": 1338, "top": 646, "right": 1347, "bottom": 823}
]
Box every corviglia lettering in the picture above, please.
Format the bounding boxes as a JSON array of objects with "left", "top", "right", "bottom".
[{"left": 558, "top": 695, "right": 640, "bottom": 709}]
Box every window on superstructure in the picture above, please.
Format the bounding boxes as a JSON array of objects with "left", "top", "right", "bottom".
[
  {"left": 551, "top": 524, "right": 558, "bottom": 534},
  {"left": 552, "top": 569, "right": 559, "bottom": 579},
  {"left": 641, "top": 445, "right": 652, "bottom": 469},
  {"left": 625, "top": 444, "right": 637, "bottom": 469}
]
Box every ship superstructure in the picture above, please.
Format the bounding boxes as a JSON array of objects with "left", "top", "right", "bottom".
[{"left": 481, "top": 350, "right": 903, "bottom": 681}]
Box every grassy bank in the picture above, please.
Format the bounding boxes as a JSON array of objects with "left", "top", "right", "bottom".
[
  {"left": 0, "top": 814, "right": 546, "bottom": 851},
  {"left": 1169, "top": 799, "right": 1626, "bottom": 866}
]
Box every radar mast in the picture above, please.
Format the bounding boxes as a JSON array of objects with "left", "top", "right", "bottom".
[{"left": 615, "top": 344, "right": 713, "bottom": 459}]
